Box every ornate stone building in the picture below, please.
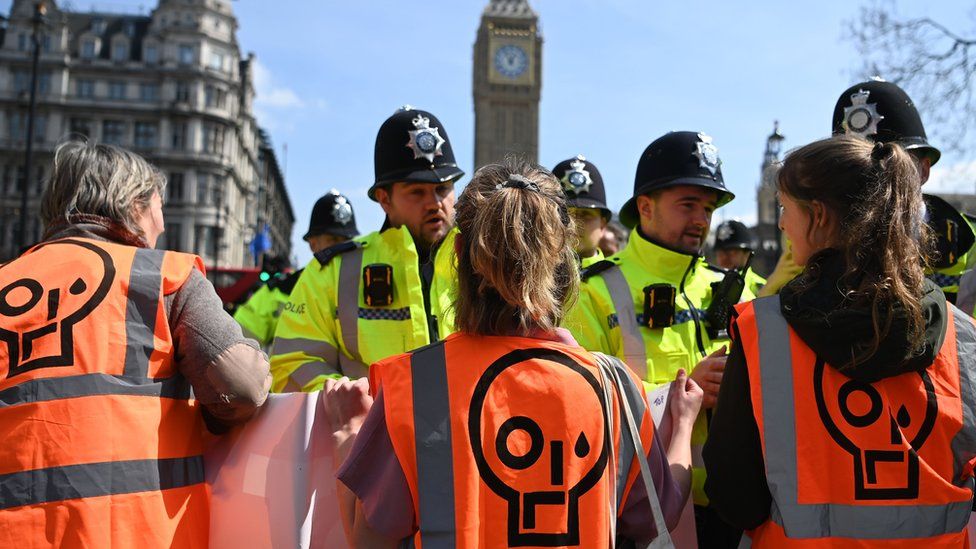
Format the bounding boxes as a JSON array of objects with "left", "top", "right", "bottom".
[
  {"left": 0, "top": 0, "right": 293, "bottom": 267},
  {"left": 754, "top": 121, "right": 785, "bottom": 276},
  {"left": 472, "top": 0, "right": 542, "bottom": 168}
]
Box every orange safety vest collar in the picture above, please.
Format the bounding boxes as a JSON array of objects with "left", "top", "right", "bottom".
[
  {"left": 735, "top": 295, "right": 976, "bottom": 548},
  {"left": 0, "top": 238, "right": 208, "bottom": 547}
]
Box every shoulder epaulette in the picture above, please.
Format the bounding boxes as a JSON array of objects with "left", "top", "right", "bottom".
[
  {"left": 705, "top": 263, "right": 729, "bottom": 274},
  {"left": 269, "top": 268, "right": 304, "bottom": 295},
  {"left": 581, "top": 259, "right": 617, "bottom": 281},
  {"left": 313, "top": 241, "right": 363, "bottom": 268}
]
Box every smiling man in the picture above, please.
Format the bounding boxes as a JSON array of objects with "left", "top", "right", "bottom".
[
  {"left": 269, "top": 106, "right": 463, "bottom": 392},
  {"left": 563, "top": 131, "right": 749, "bottom": 547}
]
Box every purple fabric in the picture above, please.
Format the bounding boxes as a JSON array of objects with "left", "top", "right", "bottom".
[
  {"left": 336, "top": 390, "right": 415, "bottom": 540},
  {"left": 618, "top": 428, "right": 684, "bottom": 543}
]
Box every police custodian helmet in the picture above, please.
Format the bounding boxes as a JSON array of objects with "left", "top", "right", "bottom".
[
  {"left": 713, "top": 220, "right": 755, "bottom": 251},
  {"left": 551, "top": 154, "right": 611, "bottom": 220},
  {"left": 619, "top": 131, "right": 735, "bottom": 228},
  {"left": 831, "top": 79, "right": 941, "bottom": 165},
  {"left": 303, "top": 189, "right": 360, "bottom": 240},
  {"left": 369, "top": 106, "right": 465, "bottom": 201}
]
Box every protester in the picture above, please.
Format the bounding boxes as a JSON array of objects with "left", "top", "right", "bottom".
[
  {"left": 0, "top": 141, "right": 270, "bottom": 546},
  {"left": 325, "top": 159, "right": 702, "bottom": 548},
  {"left": 704, "top": 135, "right": 976, "bottom": 546}
]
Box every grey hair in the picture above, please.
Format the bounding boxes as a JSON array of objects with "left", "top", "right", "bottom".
[{"left": 40, "top": 140, "right": 166, "bottom": 237}]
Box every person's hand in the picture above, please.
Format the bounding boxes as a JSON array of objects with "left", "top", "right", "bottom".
[
  {"left": 669, "top": 369, "right": 704, "bottom": 430},
  {"left": 689, "top": 346, "right": 727, "bottom": 409},
  {"left": 324, "top": 377, "right": 373, "bottom": 462}
]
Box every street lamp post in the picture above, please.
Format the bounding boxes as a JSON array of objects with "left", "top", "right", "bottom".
[
  {"left": 19, "top": 1, "right": 47, "bottom": 250},
  {"left": 765, "top": 121, "right": 785, "bottom": 257}
]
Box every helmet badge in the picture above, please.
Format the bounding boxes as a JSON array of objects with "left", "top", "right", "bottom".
[
  {"left": 716, "top": 223, "right": 734, "bottom": 242},
  {"left": 329, "top": 189, "right": 353, "bottom": 225},
  {"left": 561, "top": 154, "right": 593, "bottom": 194},
  {"left": 406, "top": 114, "right": 446, "bottom": 163},
  {"left": 693, "top": 133, "right": 721, "bottom": 176},
  {"left": 843, "top": 89, "right": 884, "bottom": 138}
]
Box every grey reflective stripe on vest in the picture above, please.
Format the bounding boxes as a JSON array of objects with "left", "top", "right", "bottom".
[
  {"left": 271, "top": 337, "right": 340, "bottom": 366},
  {"left": 410, "top": 342, "right": 456, "bottom": 547},
  {"left": 0, "top": 372, "right": 191, "bottom": 407},
  {"left": 338, "top": 353, "right": 370, "bottom": 379},
  {"left": 337, "top": 246, "right": 364, "bottom": 363},
  {"left": 0, "top": 455, "right": 204, "bottom": 510},
  {"left": 957, "top": 270, "right": 976, "bottom": 316},
  {"left": 610, "top": 357, "right": 646, "bottom": 507},
  {"left": 601, "top": 267, "right": 647, "bottom": 379},
  {"left": 950, "top": 305, "right": 976, "bottom": 484},
  {"left": 753, "top": 295, "right": 972, "bottom": 539},
  {"left": 123, "top": 248, "right": 165, "bottom": 377},
  {"left": 285, "top": 361, "right": 338, "bottom": 391}
]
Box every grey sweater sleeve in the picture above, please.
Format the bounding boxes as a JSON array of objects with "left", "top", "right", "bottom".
[{"left": 166, "top": 268, "right": 271, "bottom": 431}]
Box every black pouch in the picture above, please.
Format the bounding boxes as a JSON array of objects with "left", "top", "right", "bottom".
[
  {"left": 363, "top": 264, "right": 394, "bottom": 306},
  {"left": 642, "top": 283, "right": 675, "bottom": 328}
]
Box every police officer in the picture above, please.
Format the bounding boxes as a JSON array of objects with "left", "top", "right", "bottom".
[
  {"left": 551, "top": 154, "right": 613, "bottom": 267},
  {"left": 269, "top": 107, "right": 463, "bottom": 392},
  {"left": 713, "top": 219, "right": 766, "bottom": 296},
  {"left": 234, "top": 190, "right": 360, "bottom": 347},
  {"left": 831, "top": 79, "right": 975, "bottom": 308},
  {"left": 564, "top": 131, "right": 752, "bottom": 546}
]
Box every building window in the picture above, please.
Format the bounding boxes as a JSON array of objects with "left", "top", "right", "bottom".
[
  {"left": 17, "top": 34, "right": 27, "bottom": 52},
  {"left": 140, "top": 83, "right": 159, "bottom": 102},
  {"left": 11, "top": 71, "right": 45, "bottom": 95},
  {"left": 8, "top": 113, "right": 46, "bottom": 143},
  {"left": 108, "top": 81, "right": 126, "bottom": 100},
  {"left": 76, "top": 79, "right": 95, "bottom": 98},
  {"left": 175, "top": 81, "right": 190, "bottom": 103},
  {"left": 178, "top": 45, "right": 194, "bottom": 65},
  {"left": 41, "top": 34, "right": 52, "bottom": 52},
  {"left": 194, "top": 225, "right": 217, "bottom": 258},
  {"left": 196, "top": 172, "right": 211, "bottom": 205},
  {"left": 204, "top": 85, "right": 227, "bottom": 109},
  {"left": 164, "top": 223, "right": 182, "bottom": 250},
  {"left": 134, "top": 122, "right": 157, "bottom": 149},
  {"left": 168, "top": 172, "right": 184, "bottom": 202},
  {"left": 202, "top": 123, "right": 225, "bottom": 155},
  {"left": 171, "top": 120, "right": 188, "bottom": 150},
  {"left": 144, "top": 44, "right": 158, "bottom": 64},
  {"left": 81, "top": 39, "right": 96, "bottom": 59},
  {"left": 208, "top": 50, "right": 225, "bottom": 71},
  {"left": 69, "top": 117, "right": 92, "bottom": 138},
  {"left": 112, "top": 41, "right": 128, "bottom": 62},
  {"left": 102, "top": 120, "right": 126, "bottom": 145},
  {"left": 92, "top": 18, "right": 106, "bottom": 34}
]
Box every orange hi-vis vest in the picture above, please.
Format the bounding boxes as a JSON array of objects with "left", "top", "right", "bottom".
[
  {"left": 0, "top": 237, "right": 209, "bottom": 548},
  {"left": 369, "top": 332, "right": 664, "bottom": 548},
  {"left": 735, "top": 295, "right": 976, "bottom": 548}
]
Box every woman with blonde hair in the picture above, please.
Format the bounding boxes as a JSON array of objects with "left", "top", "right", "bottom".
[
  {"left": 326, "top": 159, "right": 701, "bottom": 548},
  {"left": 0, "top": 141, "right": 269, "bottom": 547},
  {"left": 704, "top": 136, "right": 976, "bottom": 547}
]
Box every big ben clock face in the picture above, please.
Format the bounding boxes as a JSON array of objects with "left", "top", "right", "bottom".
[{"left": 493, "top": 45, "right": 528, "bottom": 78}]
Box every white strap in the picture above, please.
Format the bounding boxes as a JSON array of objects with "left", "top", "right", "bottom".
[{"left": 595, "top": 353, "right": 675, "bottom": 549}]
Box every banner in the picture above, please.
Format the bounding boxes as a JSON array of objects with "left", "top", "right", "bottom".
[{"left": 206, "top": 392, "right": 349, "bottom": 548}]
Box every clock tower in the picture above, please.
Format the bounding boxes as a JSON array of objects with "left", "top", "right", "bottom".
[{"left": 473, "top": 0, "right": 542, "bottom": 168}]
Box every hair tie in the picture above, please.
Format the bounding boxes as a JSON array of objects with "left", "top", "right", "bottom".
[
  {"left": 493, "top": 173, "right": 571, "bottom": 227},
  {"left": 871, "top": 141, "right": 891, "bottom": 162}
]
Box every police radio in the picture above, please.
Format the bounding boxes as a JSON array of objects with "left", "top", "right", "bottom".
[
  {"left": 363, "top": 264, "right": 394, "bottom": 306},
  {"left": 642, "top": 284, "right": 676, "bottom": 328},
  {"left": 705, "top": 252, "right": 753, "bottom": 339}
]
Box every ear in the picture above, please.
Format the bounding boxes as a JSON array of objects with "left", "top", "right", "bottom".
[
  {"left": 811, "top": 200, "right": 830, "bottom": 229},
  {"left": 636, "top": 195, "right": 655, "bottom": 222},
  {"left": 917, "top": 157, "right": 931, "bottom": 185},
  {"left": 375, "top": 186, "right": 393, "bottom": 214}
]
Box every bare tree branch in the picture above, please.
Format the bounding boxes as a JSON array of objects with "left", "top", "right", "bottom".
[{"left": 848, "top": 1, "right": 976, "bottom": 154}]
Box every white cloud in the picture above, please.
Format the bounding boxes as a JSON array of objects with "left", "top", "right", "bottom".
[
  {"left": 927, "top": 160, "right": 976, "bottom": 194},
  {"left": 252, "top": 60, "right": 305, "bottom": 110}
]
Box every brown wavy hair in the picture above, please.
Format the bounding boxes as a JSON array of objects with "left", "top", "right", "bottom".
[
  {"left": 453, "top": 158, "right": 579, "bottom": 335},
  {"left": 777, "top": 135, "right": 933, "bottom": 366}
]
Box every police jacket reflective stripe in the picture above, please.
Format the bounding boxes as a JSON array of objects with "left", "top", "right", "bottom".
[
  {"left": 369, "top": 332, "right": 664, "bottom": 548},
  {"left": 736, "top": 295, "right": 976, "bottom": 547},
  {"left": 270, "top": 226, "right": 458, "bottom": 392},
  {"left": 0, "top": 238, "right": 208, "bottom": 548},
  {"left": 957, "top": 268, "right": 976, "bottom": 317}
]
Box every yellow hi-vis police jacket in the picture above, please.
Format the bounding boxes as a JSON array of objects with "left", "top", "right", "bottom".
[
  {"left": 233, "top": 271, "right": 300, "bottom": 347},
  {"left": 563, "top": 231, "right": 756, "bottom": 506},
  {"left": 270, "top": 226, "right": 457, "bottom": 392}
]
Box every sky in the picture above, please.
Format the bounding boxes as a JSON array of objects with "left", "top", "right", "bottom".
[{"left": 7, "top": 0, "right": 975, "bottom": 266}]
